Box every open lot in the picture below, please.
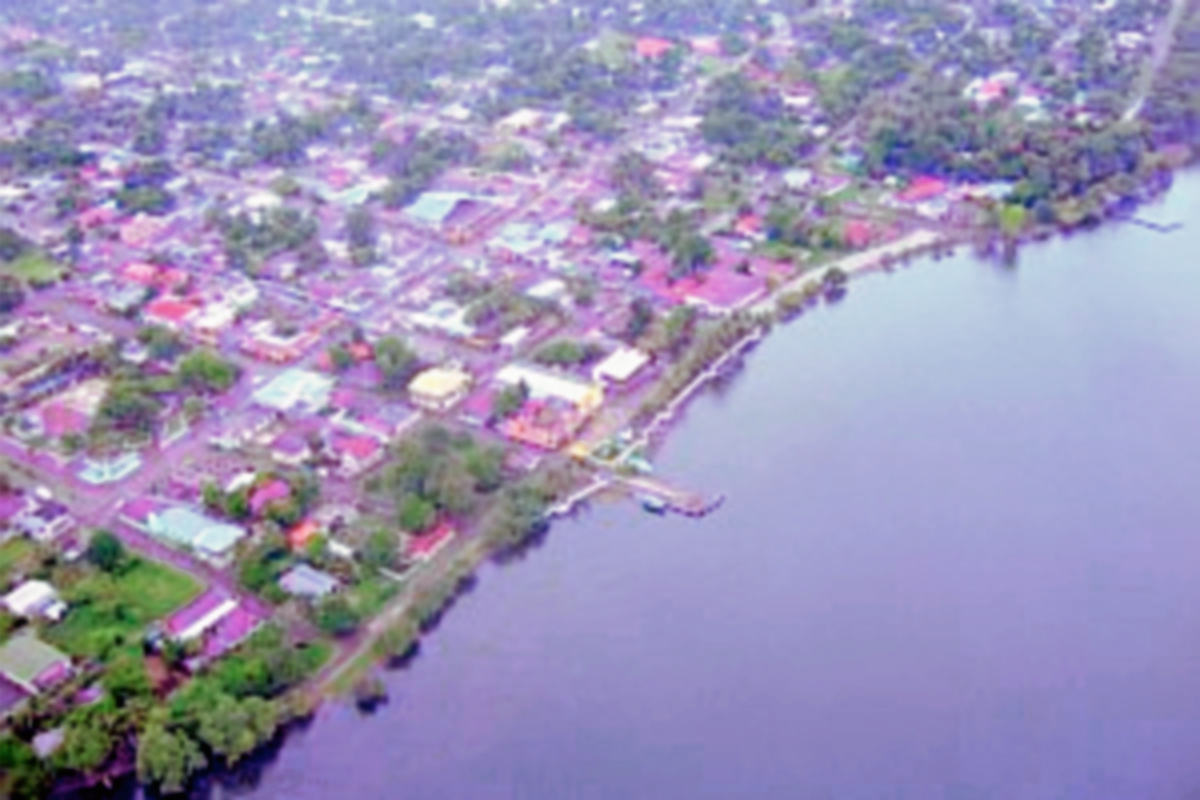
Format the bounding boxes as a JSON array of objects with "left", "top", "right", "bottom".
[{"left": 46, "top": 557, "right": 203, "bottom": 661}]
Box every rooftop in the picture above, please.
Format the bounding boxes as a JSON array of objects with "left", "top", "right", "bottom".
[{"left": 0, "top": 633, "right": 70, "bottom": 693}]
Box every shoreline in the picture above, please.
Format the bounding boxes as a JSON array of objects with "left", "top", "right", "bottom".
[{"left": 303, "top": 176, "right": 1191, "bottom": 703}]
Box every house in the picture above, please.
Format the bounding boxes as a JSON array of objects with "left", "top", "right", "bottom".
[
  {"left": 495, "top": 364, "right": 604, "bottom": 413},
  {"left": 279, "top": 564, "right": 339, "bottom": 599},
  {"left": 330, "top": 433, "right": 383, "bottom": 477},
  {"left": 592, "top": 348, "right": 651, "bottom": 385},
  {"left": 143, "top": 297, "right": 198, "bottom": 330},
  {"left": 250, "top": 479, "right": 291, "bottom": 516},
  {"left": 162, "top": 588, "right": 264, "bottom": 660},
  {"left": 636, "top": 37, "right": 675, "bottom": 59},
  {"left": 253, "top": 369, "right": 334, "bottom": 414},
  {"left": 286, "top": 519, "right": 321, "bottom": 552},
  {"left": 500, "top": 398, "right": 589, "bottom": 450},
  {"left": 163, "top": 588, "right": 238, "bottom": 641},
  {"left": 495, "top": 108, "right": 544, "bottom": 136},
  {"left": 270, "top": 428, "right": 312, "bottom": 466},
  {"left": 241, "top": 320, "right": 322, "bottom": 363},
  {"left": 145, "top": 507, "right": 247, "bottom": 566},
  {"left": 2, "top": 580, "right": 66, "bottom": 622},
  {"left": 690, "top": 36, "right": 722, "bottom": 56},
  {"left": 408, "top": 366, "right": 473, "bottom": 411},
  {"left": 403, "top": 523, "right": 456, "bottom": 563},
  {"left": 0, "top": 633, "right": 72, "bottom": 697},
  {"left": 13, "top": 500, "right": 74, "bottom": 543},
  {"left": 897, "top": 176, "right": 949, "bottom": 204}
]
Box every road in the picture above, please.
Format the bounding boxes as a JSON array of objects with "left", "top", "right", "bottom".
[{"left": 1124, "top": 0, "right": 1189, "bottom": 121}]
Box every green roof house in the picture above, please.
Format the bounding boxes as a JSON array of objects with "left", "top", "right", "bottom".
[{"left": 0, "top": 632, "right": 72, "bottom": 694}]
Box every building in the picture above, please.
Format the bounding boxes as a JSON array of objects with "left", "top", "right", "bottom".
[
  {"left": 500, "top": 398, "right": 590, "bottom": 450},
  {"left": 408, "top": 366, "right": 473, "bottom": 411},
  {"left": 162, "top": 588, "right": 264, "bottom": 661},
  {"left": 495, "top": 108, "right": 544, "bottom": 136},
  {"left": 279, "top": 564, "right": 340, "bottom": 599},
  {"left": 2, "top": 580, "right": 66, "bottom": 622},
  {"left": 253, "top": 369, "right": 334, "bottom": 414},
  {"left": 330, "top": 433, "right": 383, "bottom": 477},
  {"left": 403, "top": 523, "right": 456, "bottom": 563},
  {"left": 144, "top": 507, "right": 247, "bottom": 566},
  {"left": 13, "top": 499, "right": 74, "bottom": 543},
  {"left": 636, "top": 37, "right": 674, "bottom": 59},
  {"left": 592, "top": 347, "right": 651, "bottom": 385},
  {"left": 495, "top": 363, "right": 604, "bottom": 413},
  {"left": 0, "top": 633, "right": 72, "bottom": 698}
]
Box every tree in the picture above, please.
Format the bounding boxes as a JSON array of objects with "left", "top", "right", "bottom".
[
  {"left": 362, "top": 529, "right": 399, "bottom": 571},
  {"left": 399, "top": 494, "right": 436, "bottom": 533},
  {"left": 103, "top": 655, "right": 153, "bottom": 706},
  {"left": 491, "top": 382, "right": 528, "bottom": 422},
  {"left": 96, "top": 382, "right": 162, "bottom": 435},
  {"left": 56, "top": 707, "right": 116, "bottom": 775},
  {"left": 0, "top": 274, "right": 25, "bottom": 313},
  {"left": 375, "top": 336, "right": 418, "bottom": 390},
  {"left": 136, "top": 718, "right": 207, "bottom": 794},
  {"left": 178, "top": 349, "right": 240, "bottom": 394},
  {"left": 328, "top": 344, "right": 354, "bottom": 372},
  {"left": 345, "top": 204, "right": 377, "bottom": 250},
  {"left": 464, "top": 446, "right": 506, "bottom": 493},
  {"left": 0, "top": 227, "right": 29, "bottom": 262},
  {"left": 137, "top": 325, "right": 186, "bottom": 361},
  {"left": 624, "top": 297, "right": 655, "bottom": 342},
  {"left": 0, "top": 736, "right": 51, "bottom": 799},
  {"left": 196, "top": 693, "right": 279, "bottom": 766},
  {"left": 86, "top": 530, "right": 126, "bottom": 573},
  {"left": 315, "top": 596, "right": 361, "bottom": 637}
]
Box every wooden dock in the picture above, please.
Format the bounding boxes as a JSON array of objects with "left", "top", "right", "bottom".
[{"left": 615, "top": 475, "right": 725, "bottom": 518}]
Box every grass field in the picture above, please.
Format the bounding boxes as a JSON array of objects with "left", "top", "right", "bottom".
[
  {"left": 0, "top": 537, "right": 34, "bottom": 582},
  {"left": 47, "top": 558, "right": 202, "bottom": 661},
  {"left": 2, "top": 252, "right": 65, "bottom": 285}
]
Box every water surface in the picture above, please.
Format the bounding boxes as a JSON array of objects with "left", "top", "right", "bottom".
[{"left": 230, "top": 173, "right": 1200, "bottom": 800}]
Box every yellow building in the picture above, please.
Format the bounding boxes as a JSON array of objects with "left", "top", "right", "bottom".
[{"left": 408, "top": 366, "right": 473, "bottom": 412}]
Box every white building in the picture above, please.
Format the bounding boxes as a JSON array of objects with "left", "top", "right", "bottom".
[{"left": 3, "top": 580, "right": 66, "bottom": 622}]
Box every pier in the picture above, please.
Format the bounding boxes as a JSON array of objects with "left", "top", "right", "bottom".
[{"left": 614, "top": 475, "right": 725, "bottom": 518}]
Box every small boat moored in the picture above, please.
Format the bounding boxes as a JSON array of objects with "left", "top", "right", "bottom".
[{"left": 640, "top": 495, "right": 667, "bottom": 514}]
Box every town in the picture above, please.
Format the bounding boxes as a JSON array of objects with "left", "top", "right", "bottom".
[{"left": 0, "top": 0, "right": 1192, "bottom": 793}]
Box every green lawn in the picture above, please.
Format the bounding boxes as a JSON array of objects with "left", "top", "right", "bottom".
[
  {"left": 0, "top": 537, "right": 34, "bottom": 582},
  {"left": 47, "top": 558, "right": 202, "bottom": 661},
  {"left": 3, "top": 252, "right": 65, "bottom": 285}
]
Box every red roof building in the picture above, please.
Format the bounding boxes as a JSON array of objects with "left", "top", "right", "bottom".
[
  {"left": 404, "top": 523, "right": 456, "bottom": 563},
  {"left": 843, "top": 219, "right": 875, "bottom": 249},
  {"left": 898, "top": 177, "right": 949, "bottom": 204},
  {"left": 143, "top": 297, "right": 198, "bottom": 329},
  {"left": 250, "top": 479, "right": 291, "bottom": 516},
  {"left": 287, "top": 520, "right": 320, "bottom": 552},
  {"left": 331, "top": 433, "right": 383, "bottom": 477},
  {"left": 636, "top": 37, "right": 675, "bottom": 59}
]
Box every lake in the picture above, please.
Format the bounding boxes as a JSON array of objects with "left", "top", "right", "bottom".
[{"left": 207, "top": 173, "right": 1200, "bottom": 799}]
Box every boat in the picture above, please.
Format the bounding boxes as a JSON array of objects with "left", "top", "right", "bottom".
[{"left": 640, "top": 495, "right": 667, "bottom": 514}]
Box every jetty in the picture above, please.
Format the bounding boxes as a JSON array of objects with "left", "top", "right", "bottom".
[{"left": 614, "top": 475, "right": 725, "bottom": 518}]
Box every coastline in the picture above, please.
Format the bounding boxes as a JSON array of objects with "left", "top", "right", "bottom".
[{"left": 303, "top": 171, "right": 1193, "bottom": 705}]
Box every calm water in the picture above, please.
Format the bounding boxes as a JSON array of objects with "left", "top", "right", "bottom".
[{"left": 220, "top": 174, "right": 1200, "bottom": 799}]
